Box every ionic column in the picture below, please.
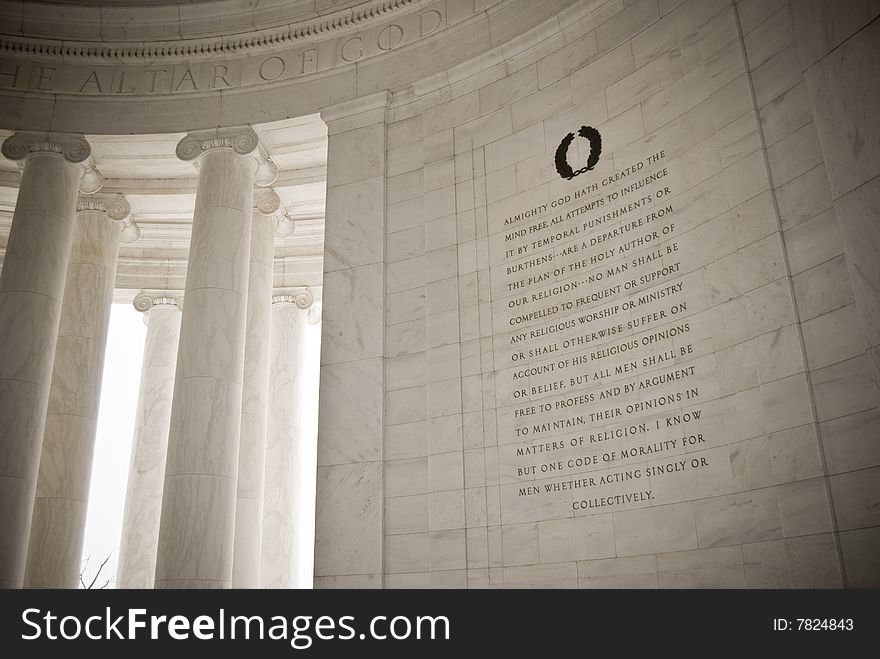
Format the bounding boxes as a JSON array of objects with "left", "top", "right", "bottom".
[
  {"left": 262, "top": 289, "right": 313, "bottom": 588},
  {"left": 24, "top": 193, "right": 133, "bottom": 588},
  {"left": 0, "top": 132, "right": 91, "bottom": 589},
  {"left": 231, "top": 188, "right": 281, "bottom": 588},
  {"left": 116, "top": 292, "right": 182, "bottom": 589},
  {"left": 154, "top": 127, "right": 258, "bottom": 588}
]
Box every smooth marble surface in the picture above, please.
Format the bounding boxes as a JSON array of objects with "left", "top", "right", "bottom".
[
  {"left": 0, "top": 148, "right": 81, "bottom": 589},
  {"left": 317, "top": 359, "right": 383, "bottom": 466},
  {"left": 314, "top": 461, "right": 383, "bottom": 579},
  {"left": 802, "top": 14, "right": 880, "bottom": 200},
  {"left": 155, "top": 472, "right": 238, "bottom": 587},
  {"left": 758, "top": 0, "right": 880, "bottom": 586},
  {"left": 232, "top": 209, "right": 275, "bottom": 588},
  {"left": 330, "top": 0, "right": 880, "bottom": 589},
  {"left": 116, "top": 300, "right": 181, "bottom": 589},
  {"left": 790, "top": 0, "right": 880, "bottom": 69},
  {"left": 155, "top": 136, "right": 255, "bottom": 588},
  {"left": 834, "top": 176, "right": 880, "bottom": 352},
  {"left": 261, "top": 300, "right": 310, "bottom": 588},
  {"left": 315, "top": 110, "right": 387, "bottom": 587},
  {"left": 322, "top": 176, "right": 385, "bottom": 273},
  {"left": 25, "top": 204, "right": 123, "bottom": 588}
]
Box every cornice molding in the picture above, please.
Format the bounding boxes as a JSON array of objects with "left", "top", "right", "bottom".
[
  {"left": 0, "top": 0, "right": 419, "bottom": 65},
  {"left": 320, "top": 89, "right": 392, "bottom": 125}
]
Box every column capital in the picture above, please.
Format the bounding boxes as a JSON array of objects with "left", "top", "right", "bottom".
[
  {"left": 175, "top": 126, "right": 260, "bottom": 162},
  {"left": 254, "top": 147, "right": 279, "bottom": 187},
  {"left": 1, "top": 131, "right": 91, "bottom": 164},
  {"left": 254, "top": 187, "right": 281, "bottom": 216},
  {"left": 254, "top": 188, "right": 296, "bottom": 238},
  {"left": 272, "top": 288, "right": 313, "bottom": 309},
  {"left": 78, "top": 158, "right": 104, "bottom": 194},
  {"left": 120, "top": 218, "right": 141, "bottom": 244},
  {"left": 275, "top": 213, "right": 296, "bottom": 238},
  {"left": 76, "top": 192, "right": 131, "bottom": 221},
  {"left": 133, "top": 291, "right": 183, "bottom": 314}
]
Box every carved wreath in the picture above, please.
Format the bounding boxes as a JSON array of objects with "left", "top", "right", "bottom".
[{"left": 555, "top": 125, "right": 602, "bottom": 180}]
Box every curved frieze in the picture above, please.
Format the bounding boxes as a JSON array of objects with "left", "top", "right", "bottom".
[
  {"left": 0, "top": 0, "right": 580, "bottom": 133},
  {"left": 0, "top": 0, "right": 453, "bottom": 95},
  {"left": 0, "top": 0, "right": 422, "bottom": 56}
]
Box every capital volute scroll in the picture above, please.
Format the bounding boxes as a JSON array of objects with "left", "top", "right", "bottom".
[
  {"left": 78, "top": 157, "right": 104, "bottom": 194},
  {"left": 76, "top": 193, "right": 141, "bottom": 243},
  {"left": 175, "top": 126, "right": 260, "bottom": 162},
  {"left": 1, "top": 131, "right": 91, "bottom": 164},
  {"left": 254, "top": 187, "right": 295, "bottom": 237},
  {"left": 253, "top": 146, "right": 279, "bottom": 187},
  {"left": 76, "top": 192, "right": 131, "bottom": 221},
  {"left": 120, "top": 217, "right": 141, "bottom": 244},
  {"left": 275, "top": 212, "right": 296, "bottom": 239},
  {"left": 133, "top": 291, "right": 183, "bottom": 314},
  {"left": 254, "top": 187, "right": 281, "bottom": 216},
  {"left": 272, "top": 288, "right": 313, "bottom": 309}
]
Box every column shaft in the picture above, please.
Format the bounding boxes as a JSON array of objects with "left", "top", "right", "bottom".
[
  {"left": 232, "top": 205, "right": 276, "bottom": 588},
  {"left": 155, "top": 131, "right": 256, "bottom": 588},
  {"left": 262, "top": 294, "right": 310, "bottom": 588},
  {"left": 25, "top": 202, "right": 124, "bottom": 588},
  {"left": 0, "top": 133, "right": 89, "bottom": 589},
  {"left": 116, "top": 297, "right": 181, "bottom": 588}
]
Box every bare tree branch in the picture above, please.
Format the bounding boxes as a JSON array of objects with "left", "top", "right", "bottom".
[
  {"left": 79, "top": 554, "right": 91, "bottom": 589},
  {"left": 87, "top": 554, "right": 113, "bottom": 590}
]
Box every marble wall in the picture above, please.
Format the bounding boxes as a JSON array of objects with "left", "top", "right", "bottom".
[
  {"left": 782, "top": 0, "right": 880, "bottom": 587},
  {"left": 315, "top": 0, "right": 879, "bottom": 587},
  {"left": 314, "top": 94, "right": 389, "bottom": 588}
]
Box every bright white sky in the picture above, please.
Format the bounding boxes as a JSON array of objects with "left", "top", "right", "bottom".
[{"left": 81, "top": 303, "right": 145, "bottom": 589}]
